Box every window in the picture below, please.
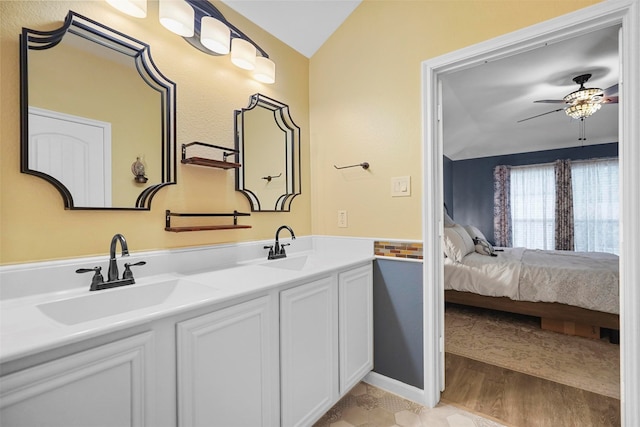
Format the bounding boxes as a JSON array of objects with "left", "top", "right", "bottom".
[
  {"left": 508, "top": 158, "right": 619, "bottom": 254},
  {"left": 572, "top": 159, "right": 619, "bottom": 254},
  {"left": 510, "top": 164, "right": 555, "bottom": 250}
]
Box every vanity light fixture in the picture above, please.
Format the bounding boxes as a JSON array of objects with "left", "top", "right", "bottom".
[
  {"left": 175, "top": 0, "right": 275, "bottom": 84},
  {"left": 106, "top": 0, "right": 147, "bottom": 17},
  {"left": 107, "top": 0, "right": 275, "bottom": 83},
  {"left": 159, "top": 0, "right": 195, "bottom": 37}
]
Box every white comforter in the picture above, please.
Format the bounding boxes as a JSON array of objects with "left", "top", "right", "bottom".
[{"left": 444, "top": 248, "right": 619, "bottom": 314}]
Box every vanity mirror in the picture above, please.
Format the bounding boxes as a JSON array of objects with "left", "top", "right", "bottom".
[
  {"left": 20, "top": 11, "right": 176, "bottom": 209},
  {"left": 235, "top": 94, "right": 301, "bottom": 212}
]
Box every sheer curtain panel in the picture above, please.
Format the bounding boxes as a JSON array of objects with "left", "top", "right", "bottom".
[
  {"left": 510, "top": 164, "right": 555, "bottom": 250},
  {"left": 572, "top": 159, "right": 619, "bottom": 254}
]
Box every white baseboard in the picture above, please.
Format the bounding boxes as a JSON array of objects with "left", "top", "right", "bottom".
[{"left": 363, "top": 371, "right": 428, "bottom": 407}]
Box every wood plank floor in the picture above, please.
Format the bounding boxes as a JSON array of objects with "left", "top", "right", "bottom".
[{"left": 442, "top": 353, "right": 620, "bottom": 427}]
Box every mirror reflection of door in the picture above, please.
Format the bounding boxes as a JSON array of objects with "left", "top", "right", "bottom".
[
  {"left": 22, "top": 11, "right": 174, "bottom": 209},
  {"left": 28, "top": 107, "right": 112, "bottom": 208}
]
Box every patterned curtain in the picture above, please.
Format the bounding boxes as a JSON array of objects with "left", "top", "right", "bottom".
[
  {"left": 493, "top": 165, "right": 512, "bottom": 247},
  {"left": 554, "top": 159, "right": 574, "bottom": 250}
]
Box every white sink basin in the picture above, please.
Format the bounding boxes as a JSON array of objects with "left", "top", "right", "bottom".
[
  {"left": 259, "top": 255, "right": 310, "bottom": 271},
  {"left": 37, "top": 279, "right": 216, "bottom": 325}
]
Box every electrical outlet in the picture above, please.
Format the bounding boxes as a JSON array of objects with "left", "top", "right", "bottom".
[{"left": 337, "top": 210, "right": 348, "bottom": 228}]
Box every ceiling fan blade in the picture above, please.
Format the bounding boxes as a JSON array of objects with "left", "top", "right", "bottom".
[
  {"left": 517, "top": 108, "right": 564, "bottom": 123},
  {"left": 534, "top": 99, "right": 566, "bottom": 104},
  {"left": 603, "top": 83, "right": 618, "bottom": 96},
  {"left": 602, "top": 95, "right": 619, "bottom": 104}
]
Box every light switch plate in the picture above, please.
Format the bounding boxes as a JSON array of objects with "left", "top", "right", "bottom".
[{"left": 391, "top": 176, "right": 411, "bottom": 197}]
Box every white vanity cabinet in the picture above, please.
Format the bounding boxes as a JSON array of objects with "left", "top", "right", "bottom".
[
  {"left": 0, "top": 332, "right": 155, "bottom": 427},
  {"left": 280, "top": 262, "right": 373, "bottom": 427},
  {"left": 338, "top": 264, "right": 374, "bottom": 394},
  {"left": 176, "top": 295, "right": 279, "bottom": 427},
  {"left": 280, "top": 276, "right": 339, "bottom": 427},
  {"left": 0, "top": 257, "right": 373, "bottom": 427}
]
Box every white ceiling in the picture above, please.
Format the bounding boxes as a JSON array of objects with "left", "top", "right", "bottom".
[
  {"left": 442, "top": 25, "right": 620, "bottom": 160},
  {"left": 220, "top": 2, "right": 619, "bottom": 161},
  {"left": 220, "top": 0, "right": 361, "bottom": 58}
]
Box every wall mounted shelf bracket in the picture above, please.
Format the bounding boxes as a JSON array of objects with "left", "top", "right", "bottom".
[{"left": 165, "top": 210, "right": 251, "bottom": 232}]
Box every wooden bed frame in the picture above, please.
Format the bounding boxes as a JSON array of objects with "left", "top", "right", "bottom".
[{"left": 445, "top": 290, "right": 619, "bottom": 342}]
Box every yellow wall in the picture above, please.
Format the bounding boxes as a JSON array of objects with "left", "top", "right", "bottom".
[
  {"left": 0, "top": 0, "right": 602, "bottom": 265},
  {"left": 0, "top": 1, "right": 310, "bottom": 264},
  {"left": 309, "top": 0, "right": 601, "bottom": 239}
]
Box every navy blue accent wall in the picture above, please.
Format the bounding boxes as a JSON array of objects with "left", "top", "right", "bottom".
[
  {"left": 373, "top": 259, "right": 423, "bottom": 389},
  {"left": 451, "top": 142, "right": 618, "bottom": 245},
  {"left": 443, "top": 155, "right": 454, "bottom": 216}
]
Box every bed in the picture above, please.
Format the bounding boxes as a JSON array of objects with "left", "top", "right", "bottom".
[{"left": 442, "top": 223, "right": 620, "bottom": 341}]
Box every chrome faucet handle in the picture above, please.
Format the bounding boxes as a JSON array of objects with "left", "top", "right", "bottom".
[
  {"left": 76, "top": 266, "right": 104, "bottom": 291},
  {"left": 123, "top": 261, "right": 146, "bottom": 280}
]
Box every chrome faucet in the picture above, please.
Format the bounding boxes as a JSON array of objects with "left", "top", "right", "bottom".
[
  {"left": 108, "top": 233, "right": 130, "bottom": 281},
  {"left": 265, "top": 225, "right": 296, "bottom": 260}
]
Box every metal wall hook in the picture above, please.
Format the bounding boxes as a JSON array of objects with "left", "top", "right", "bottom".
[
  {"left": 333, "top": 162, "right": 370, "bottom": 170},
  {"left": 261, "top": 173, "right": 282, "bottom": 182}
]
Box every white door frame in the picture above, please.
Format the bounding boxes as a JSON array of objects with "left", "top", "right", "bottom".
[{"left": 421, "top": 1, "right": 639, "bottom": 425}]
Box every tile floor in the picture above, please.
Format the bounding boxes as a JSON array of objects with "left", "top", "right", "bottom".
[{"left": 312, "top": 382, "right": 506, "bottom": 427}]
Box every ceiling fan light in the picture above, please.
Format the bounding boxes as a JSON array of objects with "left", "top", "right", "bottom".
[
  {"left": 201, "top": 16, "right": 230, "bottom": 54},
  {"left": 106, "top": 0, "right": 147, "bottom": 18},
  {"left": 231, "top": 38, "right": 256, "bottom": 70},
  {"left": 159, "top": 0, "right": 194, "bottom": 37},
  {"left": 253, "top": 57, "right": 276, "bottom": 84},
  {"left": 564, "top": 87, "right": 604, "bottom": 104},
  {"left": 566, "top": 101, "right": 602, "bottom": 119}
]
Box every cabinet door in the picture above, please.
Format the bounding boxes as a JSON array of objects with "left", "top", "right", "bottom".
[
  {"left": 280, "top": 276, "right": 338, "bottom": 427},
  {"left": 339, "top": 264, "right": 374, "bottom": 394},
  {"left": 177, "top": 296, "right": 277, "bottom": 427},
  {"left": 0, "top": 332, "right": 155, "bottom": 427}
]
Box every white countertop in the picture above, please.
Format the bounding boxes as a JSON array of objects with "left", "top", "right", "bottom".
[{"left": 0, "top": 250, "right": 373, "bottom": 364}]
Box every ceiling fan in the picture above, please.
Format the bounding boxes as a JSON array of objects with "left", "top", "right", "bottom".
[{"left": 518, "top": 73, "right": 618, "bottom": 122}]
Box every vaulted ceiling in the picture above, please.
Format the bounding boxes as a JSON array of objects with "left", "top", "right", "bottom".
[{"left": 220, "top": 2, "right": 619, "bottom": 161}]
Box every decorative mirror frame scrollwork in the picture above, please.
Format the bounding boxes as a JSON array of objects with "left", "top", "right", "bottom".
[
  {"left": 20, "top": 11, "right": 177, "bottom": 210},
  {"left": 235, "top": 94, "right": 301, "bottom": 212}
]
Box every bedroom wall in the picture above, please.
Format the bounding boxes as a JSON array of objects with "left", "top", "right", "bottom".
[{"left": 450, "top": 142, "right": 619, "bottom": 244}]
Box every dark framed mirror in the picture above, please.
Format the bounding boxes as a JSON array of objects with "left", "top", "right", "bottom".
[
  {"left": 20, "top": 11, "right": 176, "bottom": 210},
  {"left": 235, "top": 94, "right": 301, "bottom": 212}
]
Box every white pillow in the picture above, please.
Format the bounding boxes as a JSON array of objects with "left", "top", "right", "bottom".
[
  {"left": 443, "top": 224, "right": 475, "bottom": 262},
  {"left": 444, "top": 211, "right": 456, "bottom": 227},
  {"left": 464, "top": 225, "right": 487, "bottom": 242}
]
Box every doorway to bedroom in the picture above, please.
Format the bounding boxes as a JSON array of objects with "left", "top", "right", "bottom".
[
  {"left": 421, "top": 1, "right": 639, "bottom": 425},
  {"left": 438, "top": 23, "right": 621, "bottom": 423}
]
